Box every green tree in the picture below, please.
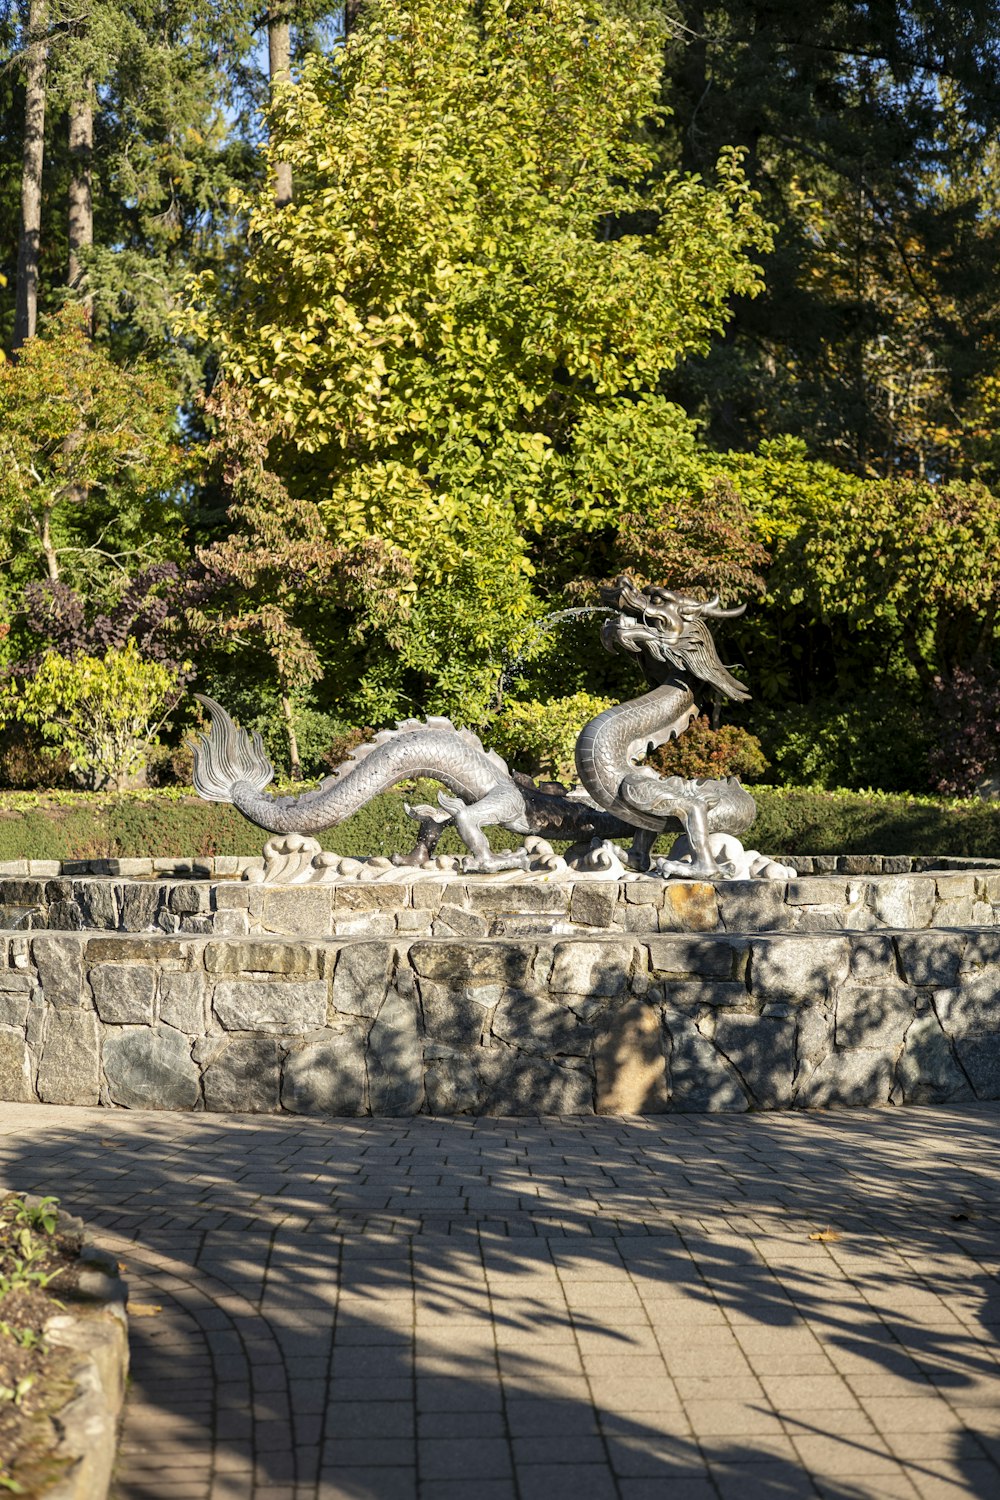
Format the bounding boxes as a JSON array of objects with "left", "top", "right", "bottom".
[{"left": 187, "top": 0, "right": 770, "bottom": 721}]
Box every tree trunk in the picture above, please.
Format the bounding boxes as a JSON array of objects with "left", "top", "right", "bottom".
[
  {"left": 68, "top": 84, "right": 94, "bottom": 329},
  {"left": 281, "top": 692, "right": 303, "bottom": 781},
  {"left": 344, "top": 0, "right": 363, "bottom": 35},
  {"left": 268, "top": 9, "right": 293, "bottom": 208},
  {"left": 39, "top": 505, "right": 59, "bottom": 582},
  {"left": 13, "top": 0, "right": 48, "bottom": 351}
]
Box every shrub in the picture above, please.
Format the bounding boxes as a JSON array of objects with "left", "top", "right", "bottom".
[
  {"left": 929, "top": 665, "right": 1000, "bottom": 797},
  {"left": 490, "top": 694, "right": 614, "bottom": 782},
  {"left": 650, "top": 716, "right": 767, "bottom": 780},
  {"left": 0, "top": 642, "right": 180, "bottom": 791},
  {"left": 751, "top": 691, "right": 932, "bottom": 794}
]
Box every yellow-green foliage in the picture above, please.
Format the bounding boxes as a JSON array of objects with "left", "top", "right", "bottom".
[
  {"left": 491, "top": 693, "right": 615, "bottom": 782},
  {"left": 0, "top": 642, "right": 179, "bottom": 791}
]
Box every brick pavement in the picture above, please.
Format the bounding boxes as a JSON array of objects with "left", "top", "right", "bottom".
[{"left": 1, "top": 1102, "right": 999, "bottom": 1499}]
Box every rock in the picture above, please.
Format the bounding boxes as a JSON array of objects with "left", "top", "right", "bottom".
[
  {"left": 205, "top": 940, "right": 320, "bottom": 976},
  {"left": 159, "top": 971, "right": 208, "bottom": 1034},
  {"left": 492, "top": 989, "right": 594, "bottom": 1057},
  {"left": 662, "top": 1009, "right": 748, "bottom": 1112},
  {"left": 849, "top": 934, "right": 898, "bottom": 980},
  {"left": 570, "top": 885, "right": 620, "bottom": 929},
  {"left": 37, "top": 1011, "right": 100, "bottom": 1104},
  {"left": 0, "top": 1024, "right": 32, "bottom": 1101},
  {"left": 424, "top": 1053, "right": 482, "bottom": 1114},
  {"left": 795, "top": 1004, "right": 834, "bottom": 1069},
  {"left": 202, "top": 1036, "right": 284, "bottom": 1112},
  {"left": 932, "top": 973, "right": 1000, "bottom": 1036},
  {"left": 549, "top": 941, "right": 634, "bottom": 997},
  {"left": 282, "top": 1028, "right": 367, "bottom": 1115},
  {"left": 660, "top": 882, "right": 720, "bottom": 932},
  {"left": 432, "top": 906, "right": 490, "bottom": 938},
  {"left": 118, "top": 883, "right": 163, "bottom": 932},
  {"left": 895, "top": 933, "right": 966, "bottom": 988},
  {"left": 32, "top": 935, "right": 84, "bottom": 1010},
  {"left": 796, "top": 1048, "right": 896, "bottom": 1108},
  {"left": 478, "top": 1050, "right": 593, "bottom": 1113},
  {"left": 960, "top": 932, "right": 1000, "bottom": 970},
  {"left": 893, "top": 1015, "right": 972, "bottom": 1105},
  {"left": 368, "top": 990, "right": 425, "bottom": 1113},
  {"left": 871, "top": 876, "right": 936, "bottom": 929},
  {"left": 47, "top": 900, "right": 85, "bottom": 930},
  {"left": 713, "top": 1014, "right": 796, "bottom": 1107},
  {"left": 168, "top": 882, "right": 210, "bottom": 915},
  {"left": 419, "top": 980, "right": 499, "bottom": 1050},
  {"left": 77, "top": 882, "right": 119, "bottom": 929},
  {"left": 330, "top": 941, "right": 398, "bottom": 1018},
  {"left": 749, "top": 936, "right": 850, "bottom": 1005},
  {"left": 835, "top": 986, "right": 918, "bottom": 1051},
  {"left": 785, "top": 879, "right": 849, "bottom": 907},
  {"left": 953, "top": 1037, "right": 1000, "bottom": 1098},
  {"left": 717, "top": 882, "right": 790, "bottom": 933},
  {"left": 103, "top": 1026, "right": 200, "bottom": 1110},
  {"left": 212, "top": 978, "right": 327, "bottom": 1033},
  {"left": 89, "top": 964, "right": 157, "bottom": 1024},
  {"left": 260, "top": 888, "right": 334, "bottom": 938},
  {"left": 661, "top": 981, "right": 749, "bottom": 1010},
  {"left": 595, "top": 999, "right": 668, "bottom": 1114},
  {"left": 648, "top": 935, "right": 743, "bottom": 978},
  {"left": 0, "top": 991, "right": 30, "bottom": 1028},
  {"left": 409, "top": 941, "right": 534, "bottom": 986}
]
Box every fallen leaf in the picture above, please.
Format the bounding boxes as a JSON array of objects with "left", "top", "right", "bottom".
[
  {"left": 127, "top": 1302, "right": 162, "bottom": 1317},
  {"left": 808, "top": 1227, "right": 841, "bottom": 1243},
  {"left": 99, "top": 1139, "right": 118, "bottom": 1149}
]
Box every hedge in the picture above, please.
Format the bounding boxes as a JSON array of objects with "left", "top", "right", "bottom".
[{"left": 0, "top": 783, "right": 999, "bottom": 861}]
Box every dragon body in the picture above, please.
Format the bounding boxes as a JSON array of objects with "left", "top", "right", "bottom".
[{"left": 192, "top": 578, "right": 760, "bottom": 879}]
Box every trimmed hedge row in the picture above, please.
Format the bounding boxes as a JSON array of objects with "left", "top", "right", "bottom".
[{"left": 1, "top": 783, "right": 999, "bottom": 861}]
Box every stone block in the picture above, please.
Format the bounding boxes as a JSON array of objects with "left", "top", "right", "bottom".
[
  {"left": 168, "top": 882, "right": 211, "bottom": 915},
  {"left": 432, "top": 906, "right": 490, "bottom": 938},
  {"left": 661, "top": 882, "right": 720, "bottom": 932},
  {"left": 205, "top": 940, "right": 319, "bottom": 976},
  {"left": 662, "top": 1010, "right": 748, "bottom": 1112},
  {"left": 622, "top": 903, "right": 658, "bottom": 933},
  {"left": 409, "top": 941, "right": 534, "bottom": 986},
  {"left": 103, "top": 1026, "right": 200, "bottom": 1110},
  {"left": 85, "top": 936, "right": 195, "bottom": 965},
  {"left": 796, "top": 1003, "right": 833, "bottom": 1068},
  {"left": 492, "top": 989, "right": 594, "bottom": 1057},
  {"left": 785, "top": 879, "right": 848, "bottom": 907},
  {"left": 419, "top": 980, "right": 499, "bottom": 1050},
  {"left": 594, "top": 999, "right": 668, "bottom": 1114},
  {"left": 260, "top": 888, "right": 334, "bottom": 938},
  {"left": 893, "top": 1015, "right": 972, "bottom": 1105},
  {"left": 0, "top": 1025, "right": 32, "bottom": 1101},
  {"left": 749, "top": 936, "right": 850, "bottom": 1004},
  {"left": 424, "top": 1053, "right": 482, "bottom": 1114},
  {"left": 212, "top": 978, "right": 327, "bottom": 1033},
  {"left": 90, "top": 965, "right": 157, "bottom": 1025},
  {"left": 895, "top": 933, "right": 966, "bottom": 988},
  {"left": 648, "top": 935, "right": 743, "bottom": 978},
  {"left": 0, "top": 972, "right": 32, "bottom": 994},
  {"left": 37, "top": 1011, "right": 100, "bottom": 1105},
  {"left": 661, "top": 980, "right": 749, "bottom": 1010},
  {"left": 849, "top": 934, "right": 899, "bottom": 980},
  {"left": 933, "top": 974, "right": 1000, "bottom": 1036},
  {"left": 335, "top": 884, "right": 407, "bottom": 912},
  {"left": 408, "top": 881, "right": 449, "bottom": 910},
  {"left": 77, "top": 882, "right": 119, "bottom": 929},
  {"left": 332, "top": 913, "right": 396, "bottom": 937},
  {"left": 796, "top": 1048, "right": 896, "bottom": 1108},
  {"left": 871, "top": 877, "right": 936, "bottom": 929},
  {"left": 32, "top": 935, "right": 85, "bottom": 1010},
  {"left": 367, "top": 990, "right": 425, "bottom": 1114},
  {"left": 47, "top": 901, "right": 84, "bottom": 931},
  {"left": 936, "top": 874, "right": 977, "bottom": 900},
  {"left": 159, "top": 971, "right": 208, "bottom": 1034},
  {"left": 0, "top": 992, "right": 29, "bottom": 1029},
  {"left": 549, "top": 941, "right": 634, "bottom": 997},
  {"left": 570, "top": 885, "right": 620, "bottom": 930},
  {"left": 960, "top": 932, "right": 1000, "bottom": 971},
  {"left": 211, "top": 910, "right": 250, "bottom": 937},
  {"left": 835, "top": 986, "right": 917, "bottom": 1050},
  {"left": 118, "top": 883, "right": 163, "bottom": 932},
  {"left": 953, "top": 1036, "right": 1000, "bottom": 1098},
  {"left": 330, "top": 941, "right": 397, "bottom": 1018},
  {"left": 282, "top": 1028, "right": 367, "bottom": 1115},
  {"left": 202, "top": 1036, "right": 283, "bottom": 1112},
  {"left": 0, "top": 880, "right": 45, "bottom": 909},
  {"left": 713, "top": 1014, "right": 796, "bottom": 1107},
  {"left": 213, "top": 884, "right": 252, "bottom": 910},
  {"left": 478, "top": 1051, "right": 593, "bottom": 1114},
  {"left": 464, "top": 883, "right": 568, "bottom": 915},
  {"left": 717, "top": 882, "right": 789, "bottom": 933}
]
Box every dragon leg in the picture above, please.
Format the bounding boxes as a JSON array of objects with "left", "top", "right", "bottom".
[
  {"left": 438, "top": 786, "right": 531, "bottom": 874},
  {"left": 627, "top": 827, "right": 657, "bottom": 872}
]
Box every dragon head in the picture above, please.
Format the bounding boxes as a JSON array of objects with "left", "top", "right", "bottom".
[{"left": 598, "top": 576, "right": 751, "bottom": 702}]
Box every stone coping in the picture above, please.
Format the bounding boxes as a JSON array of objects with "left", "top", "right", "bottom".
[
  {"left": 2, "top": 866, "right": 1000, "bottom": 937},
  {"left": 1, "top": 926, "right": 999, "bottom": 1115}
]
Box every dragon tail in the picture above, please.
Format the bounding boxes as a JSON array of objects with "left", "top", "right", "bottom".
[{"left": 190, "top": 694, "right": 276, "bottom": 803}]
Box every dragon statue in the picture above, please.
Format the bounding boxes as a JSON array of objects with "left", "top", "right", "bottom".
[{"left": 191, "top": 578, "right": 790, "bottom": 881}]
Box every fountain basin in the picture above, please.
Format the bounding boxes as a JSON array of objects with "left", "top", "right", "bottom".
[{"left": 0, "top": 857, "right": 997, "bottom": 1116}]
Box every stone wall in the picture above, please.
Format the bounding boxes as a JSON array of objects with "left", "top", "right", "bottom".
[{"left": 1, "top": 925, "right": 998, "bottom": 1115}]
